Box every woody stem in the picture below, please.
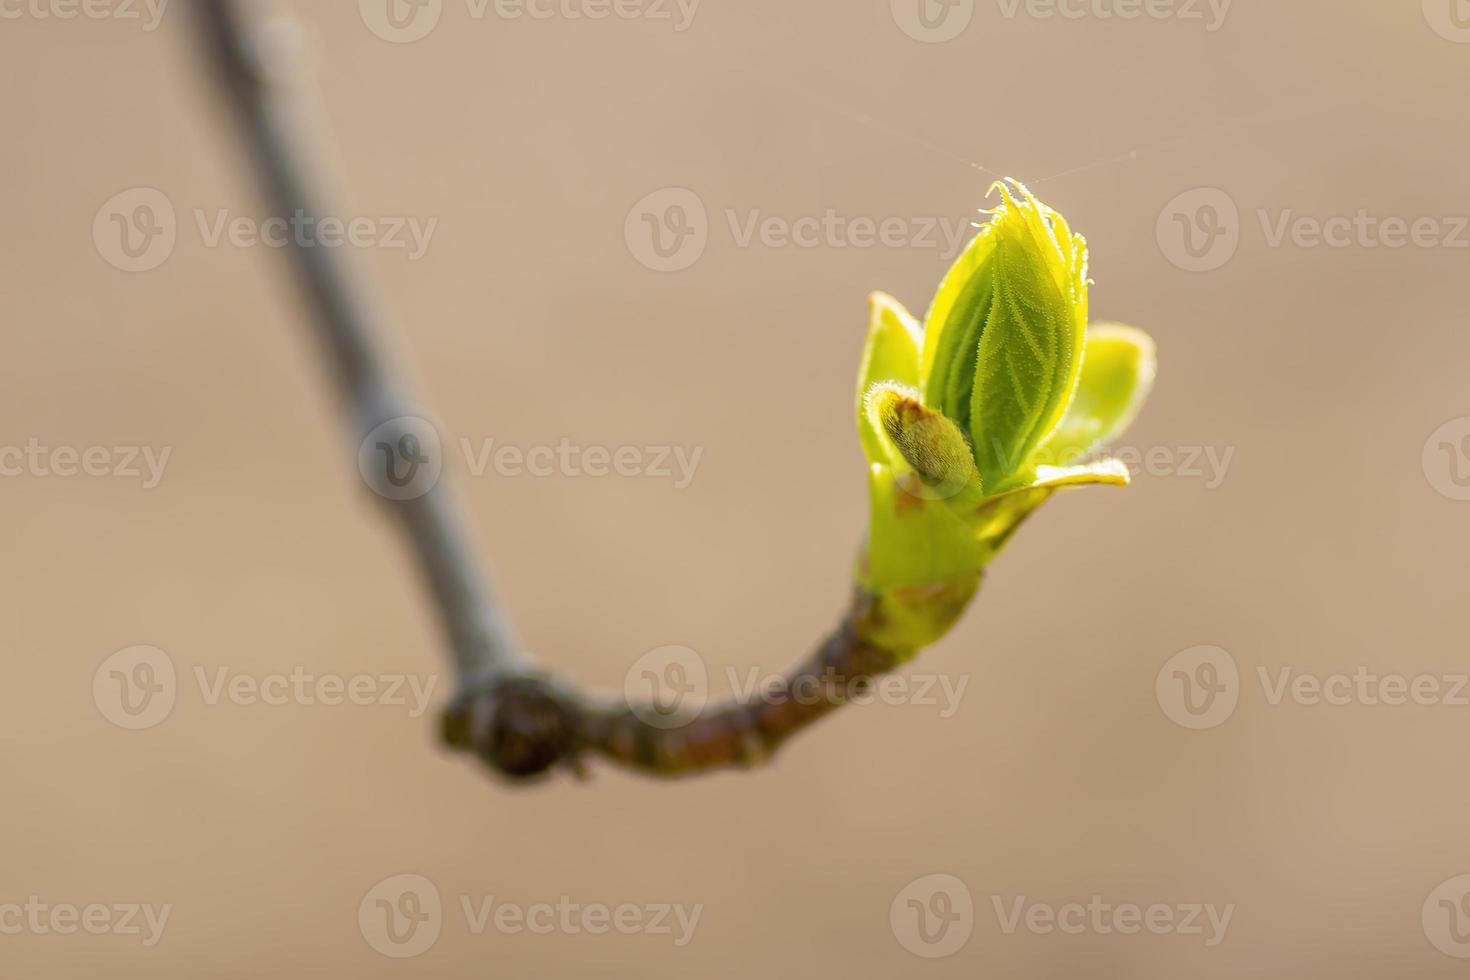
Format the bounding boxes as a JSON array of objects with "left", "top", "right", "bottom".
[{"left": 191, "top": 0, "right": 918, "bottom": 782}]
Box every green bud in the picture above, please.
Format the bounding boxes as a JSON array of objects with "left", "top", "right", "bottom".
[
  {"left": 852, "top": 179, "right": 1157, "bottom": 649},
  {"left": 865, "top": 383, "right": 978, "bottom": 502}
]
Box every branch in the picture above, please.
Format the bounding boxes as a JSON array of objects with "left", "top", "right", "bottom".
[
  {"left": 189, "top": 0, "right": 933, "bottom": 781},
  {"left": 190, "top": 0, "right": 523, "bottom": 686},
  {"left": 439, "top": 591, "right": 942, "bottom": 777}
]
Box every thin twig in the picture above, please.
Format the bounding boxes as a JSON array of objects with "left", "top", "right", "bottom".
[
  {"left": 190, "top": 0, "right": 524, "bottom": 687},
  {"left": 190, "top": 0, "right": 931, "bottom": 781}
]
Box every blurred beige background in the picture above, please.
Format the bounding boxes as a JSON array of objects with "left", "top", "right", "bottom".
[{"left": 3, "top": 0, "right": 1470, "bottom": 976}]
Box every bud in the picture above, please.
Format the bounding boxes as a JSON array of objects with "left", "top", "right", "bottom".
[
  {"left": 853, "top": 180, "right": 1156, "bottom": 647},
  {"left": 865, "top": 384, "right": 977, "bottom": 502},
  {"left": 921, "top": 179, "right": 1089, "bottom": 492}
]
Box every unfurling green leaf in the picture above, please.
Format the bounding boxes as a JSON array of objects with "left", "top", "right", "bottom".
[
  {"left": 1034, "top": 324, "right": 1157, "bottom": 467},
  {"left": 920, "top": 227, "right": 997, "bottom": 437},
  {"left": 855, "top": 293, "right": 922, "bottom": 462},
  {"left": 921, "top": 180, "right": 1089, "bottom": 490}
]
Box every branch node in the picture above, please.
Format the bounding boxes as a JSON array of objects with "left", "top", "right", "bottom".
[{"left": 442, "top": 676, "right": 581, "bottom": 781}]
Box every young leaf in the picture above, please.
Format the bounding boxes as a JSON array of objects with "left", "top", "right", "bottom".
[
  {"left": 919, "top": 226, "right": 998, "bottom": 423},
  {"left": 967, "top": 183, "right": 1089, "bottom": 490},
  {"left": 967, "top": 460, "right": 1129, "bottom": 554},
  {"left": 1034, "top": 324, "right": 1157, "bottom": 467},
  {"left": 856, "top": 293, "right": 923, "bottom": 463}
]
